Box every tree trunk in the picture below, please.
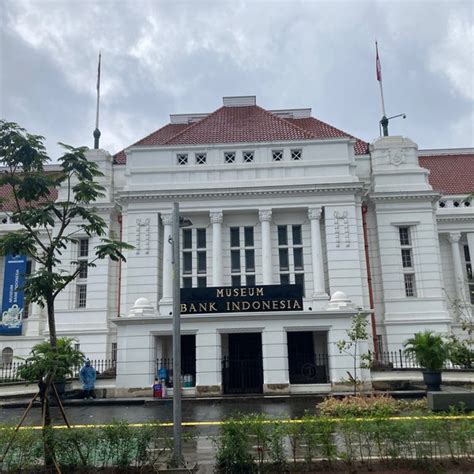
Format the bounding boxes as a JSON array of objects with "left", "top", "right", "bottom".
[
  {"left": 43, "top": 291, "right": 57, "bottom": 469},
  {"left": 46, "top": 293, "right": 57, "bottom": 349}
]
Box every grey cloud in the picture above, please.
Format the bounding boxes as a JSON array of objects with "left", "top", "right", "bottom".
[{"left": 1, "top": 0, "right": 472, "bottom": 159}]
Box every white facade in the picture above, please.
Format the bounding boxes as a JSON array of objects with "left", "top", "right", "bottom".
[{"left": 1, "top": 97, "right": 473, "bottom": 395}]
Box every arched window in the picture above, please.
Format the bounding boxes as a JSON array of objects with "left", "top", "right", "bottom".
[{"left": 2, "top": 347, "right": 13, "bottom": 365}]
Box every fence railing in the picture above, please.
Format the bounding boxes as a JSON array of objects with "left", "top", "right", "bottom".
[
  {"left": 155, "top": 356, "right": 196, "bottom": 388},
  {"left": 0, "top": 359, "right": 116, "bottom": 384},
  {"left": 288, "top": 353, "right": 330, "bottom": 384},
  {"left": 369, "top": 350, "right": 468, "bottom": 371}
]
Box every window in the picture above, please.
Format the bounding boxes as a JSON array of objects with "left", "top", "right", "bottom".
[
  {"left": 272, "top": 150, "right": 283, "bottom": 161},
  {"left": 229, "top": 226, "right": 256, "bottom": 286},
  {"left": 224, "top": 152, "right": 235, "bottom": 163},
  {"left": 76, "top": 238, "right": 89, "bottom": 308},
  {"left": 181, "top": 228, "right": 207, "bottom": 288},
  {"left": 177, "top": 153, "right": 188, "bottom": 165},
  {"left": 74, "top": 343, "right": 80, "bottom": 351},
  {"left": 399, "top": 227, "right": 416, "bottom": 297},
  {"left": 195, "top": 153, "right": 206, "bottom": 165},
  {"left": 77, "top": 284, "right": 87, "bottom": 308},
  {"left": 404, "top": 274, "right": 416, "bottom": 297},
  {"left": 111, "top": 342, "right": 117, "bottom": 362},
  {"left": 278, "top": 225, "right": 305, "bottom": 291},
  {"left": 464, "top": 245, "right": 474, "bottom": 304},
  {"left": 2, "top": 347, "right": 13, "bottom": 365},
  {"left": 243, "top": 151, "right": 254, "bottom": 163},
  {"left": 291, "top": 149, "right": 302, "bottom": 161}
]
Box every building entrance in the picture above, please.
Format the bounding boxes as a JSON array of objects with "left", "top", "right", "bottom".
[
  {"left": 287, "top": 331, "right": 329, "bottom": 384},
  {"left": 222, "top": 332, "right": 263, "bottom": 394}
]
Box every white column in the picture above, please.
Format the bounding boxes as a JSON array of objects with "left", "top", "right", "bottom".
[
  {"left": 467, "top": 233, "right": 474, "bottom": 266},
  {"left": 448, "top": 232, "right": 464, "bottom": 300},
  {"left": 262, "top": 329, "right": 289, "bottom": 394},
  {"left": 210, "top": 210, "right": 223, "bottom": 286},
  {"left": 160, "top": 213, "right": 173, "bottom": 303},
  {"left": 308, "top": 207, "right": 327, "bottom": 297},
  {"left": 259, "top": 209, "right": 272, "bottom": 285}
]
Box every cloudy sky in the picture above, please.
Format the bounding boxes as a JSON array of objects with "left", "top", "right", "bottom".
[{"left": 1, "top": 0, "right": 473, "bottom": 159}]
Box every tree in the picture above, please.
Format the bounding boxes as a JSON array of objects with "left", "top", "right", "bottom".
[
  {"left": 0, "top": 120, "right": 132, "bottom": 466},
  {"left": 336, "top": 312, "right": 369, "bottom": 395}
]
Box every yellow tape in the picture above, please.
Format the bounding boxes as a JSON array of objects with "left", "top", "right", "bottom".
[{"left": 1, "top": 414, "right": 473, "bottom": 431}]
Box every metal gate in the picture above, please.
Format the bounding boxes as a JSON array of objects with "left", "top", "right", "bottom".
[{"left": 222, "top": 356, "right": 263, "bottom": 394}]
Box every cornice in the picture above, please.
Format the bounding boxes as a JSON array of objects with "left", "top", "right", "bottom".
[
  {"left": 369, "top": 190, "right": 440, "bottom": 203},
  {"left": 117, "top": 182, "right": 365, "bottom": 202},
  {"left": 112, "top": 308, "right": 361, "bottom": 325},
  {"left": 436, "top": 215, "right": 474, "bottom": 223}
]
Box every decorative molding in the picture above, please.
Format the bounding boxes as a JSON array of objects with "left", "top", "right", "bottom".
[
  {"left": 117, "top": 183, "right": 365, "bottom": 203},
  {"left": 160, "top": 213, "right": 173, "bottom": 226},
  {"left": 448, "top": 232, "right": 462, "bottom": 244},
  {"left": 370, "top": 191, "right": 440, "bottom": 203},
  {"left": 388, "top": 149, "right": 407, "bottom": 166},
  {"left": 258, "top": 209, "right": 272, "bottom": 222},
  {"left": 333, "top": 211, "right": 350, "bottom": 248},
  {"left": 135, "top": 218, "right": 150, "bottom": 255},
  {"left": 308, "top": 207, "right": 322, "bottom": 220},
  {"left": 209, "top": 210, "right": 223, "bottom": 224}
]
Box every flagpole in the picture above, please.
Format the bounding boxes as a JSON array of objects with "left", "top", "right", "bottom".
[
  {"left": 93, "top": 52, "right": 101, "bottom": 149},
  {"left": 376, "top": 41, "right": 389, "bottom": 136}
]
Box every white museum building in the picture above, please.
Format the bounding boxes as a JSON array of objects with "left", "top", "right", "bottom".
[{"left": 1, "top": 96, "right": 473, "bottom": 395}]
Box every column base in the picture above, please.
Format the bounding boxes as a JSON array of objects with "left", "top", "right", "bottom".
[
  {"left": 195, "top": 385, "right": 222, "bottom": 397},
  {"left": 263, "top": 383, "right": 290, "bottom": 395},
  {"left": 159, "top": 299, "right": 173, "bottom": 316},
  {"left": 312, "top": 292, "right": 329, "bottom": 300}
]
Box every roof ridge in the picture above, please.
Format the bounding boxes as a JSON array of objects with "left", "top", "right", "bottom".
[
  {"left": 255, "top": 105, "right": 316, "bottom": 139},
  {"left": 162, "top": 106, "right": 226, "bottom": 145}
]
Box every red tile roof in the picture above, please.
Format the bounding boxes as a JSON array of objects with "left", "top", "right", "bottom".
[
  {"left": 419, "top": 153, "right": 474, "bottom": 195},
  {"left": 287, "top": 117, "right": 369, "bottom": 155},
  {"left": 0, "top": 183, "right": 58, "bottom": 212},
  {"left": 113, "top": 123, "right": 189, "bottom": 164},
  {"left": 163, "top": 106, "right": 315, "bottom": 145},
  {"left": 112, "top": 105, "right": 369, "bottom": 164}
]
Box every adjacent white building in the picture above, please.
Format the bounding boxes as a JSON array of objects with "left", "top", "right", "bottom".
[{"left": 1, "top": 96, "right": 473, "bottom": 395}]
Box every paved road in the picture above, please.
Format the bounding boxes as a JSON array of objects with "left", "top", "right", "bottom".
[{"left": 0, "top": 395, "right": 324, "bottom": 434}]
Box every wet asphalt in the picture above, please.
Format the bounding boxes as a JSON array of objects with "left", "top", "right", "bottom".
[{"left": 0, "top": 396, "right": 324, "bottom": 435}]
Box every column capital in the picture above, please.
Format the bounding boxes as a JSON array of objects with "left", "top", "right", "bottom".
[
  {"left": 448, "top": 232, "right": 462, "bottom": 244},
  {"left": 210, "top": 210, "right": 223, "bottom": 224},
  {"left": 259, "top": 209, "right": 272, "bottom": 222},
  {"left": 161, "top": 213, "right": 173, "bottom": 226},
  {"left": 308, "top": 207, "right": 323, "bottom": 220}
]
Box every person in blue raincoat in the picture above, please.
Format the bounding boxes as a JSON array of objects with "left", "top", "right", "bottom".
[{"left": 80, "top": 359, "right": 97, "bottom": 399}]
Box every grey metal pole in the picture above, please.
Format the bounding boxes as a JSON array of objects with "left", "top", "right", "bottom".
[{"left": 171, "top": 202, "right": 183, "bottom": 467}]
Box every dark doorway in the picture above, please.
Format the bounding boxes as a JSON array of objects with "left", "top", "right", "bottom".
[
  {"left": 288, "top": 331, "right": 329, "bottom": 384},
  {"left": 222, "top": 333, "right": 263, "bottom": 394}
]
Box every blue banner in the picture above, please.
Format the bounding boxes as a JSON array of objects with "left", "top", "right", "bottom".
[{"left": 0, "top": 254, "right": 27, "bottom": 336}]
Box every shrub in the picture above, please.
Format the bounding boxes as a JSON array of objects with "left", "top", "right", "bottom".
[
  {"left": 404, "top": 331, "right": 449, "bottom": 371},
  {"left": 319, "top": 394, "right": 399, "bottom": 417},
  {"left": 213, "top": 416, "right": 257, "bottom": 473},
  {"left": 16, "top": 337, "right": 84, "bottom": 382}
]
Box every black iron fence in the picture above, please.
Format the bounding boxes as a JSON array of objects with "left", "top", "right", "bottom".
[
  {"left": 155, "top": 356, "right": 196, "bottom": 388},
  {"left": 288, "top": 353, "right": 330, "bottom": 384},
  {"left": 368, "top": 350, "right": 467, "bottom": 371},
  {"left": 0, "top": 359, "right": 116, "bottom": 384},
  {"left": 222, "top": 356, "right": 263, "bottom": 394}
]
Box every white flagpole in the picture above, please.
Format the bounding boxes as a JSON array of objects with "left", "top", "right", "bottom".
[
  {"left": 93, "top": 52, "right": 102, "bottom": 149},
  {"left": 376, "top": 41, "right": 389, "bottom": 136},
  {"left": 95, "top": 52, "right": 101, "bottom": 131}
]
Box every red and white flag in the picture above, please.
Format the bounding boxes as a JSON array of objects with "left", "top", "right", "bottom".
[{"left": 376, "top": 41, "right": 382, "bottom": 82}]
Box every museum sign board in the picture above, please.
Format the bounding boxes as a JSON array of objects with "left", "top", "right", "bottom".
[{"left": 180, "top": 284, "right": 303, "bottom": 315}]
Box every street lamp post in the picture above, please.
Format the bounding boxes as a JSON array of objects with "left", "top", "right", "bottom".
[{"left": 170, "top": 202, "right": 192, "bottom": 468}]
